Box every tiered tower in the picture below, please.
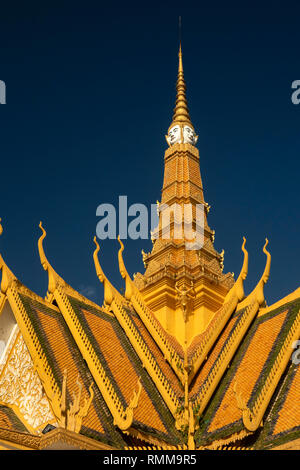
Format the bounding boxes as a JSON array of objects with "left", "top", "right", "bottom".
[{"left": 134, "top": 45, "right": 234, "bottom": 345}]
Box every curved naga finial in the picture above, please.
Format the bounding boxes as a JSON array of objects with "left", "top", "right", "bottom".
[
  {"left": 117, "top": 236, "right": 126, "bottom": 279},
  {"left": 252, "top": 238, "right": 271, "bottom": 305},
  {"left": 38, "top": 222, "right": 50, "bottom": 271},
  {"left": 0, "top": 219, "right": 17, "bottom": 293},
  {"left": 262, "top": 239, "right": 271, "bottom": 283},
  {"left": 38, "top": 222, "right": 62, "bottom": 294},
  {"left": 240, "top": 238, "right": 271, "bottom": 308},
  {"left": 93, "top": 236, "right": 116, "bottom": 306},
  {"left": 93, "top": 236, "right": 104, "bottom": 283},
  {"left": 224, "top": 237, "right": 248, "bottom": 303},
  {"left": 117, "top": 235, "right": 135, "bottom": 300}
]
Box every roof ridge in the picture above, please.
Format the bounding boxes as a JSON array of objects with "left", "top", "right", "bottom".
[
  {"left": 53, "top": 284, "right": 142, "bottom": 432},
  {"left": 235, "top": 308, "right": 300, "bottom": 432},
  {"left": 117, "top": 237, "right": 185, "bottom": 383},
  {"left": 193, "top": 300, "right": 259, "bottom": 416}
]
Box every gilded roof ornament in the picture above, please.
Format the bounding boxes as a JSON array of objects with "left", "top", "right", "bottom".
[
  {"left": 239, "top": 238, "right": 271, "bottom": 309},
  {"left": 224, "top": 237, "right": 248, "bottom": 303},
  {"left": 118, "top": 236, "right": 135, "bottom": 300},
  {"left": 173, "top": 43, "right": 192, "bottom": 126},
  {"left": 38, "top": 222, "right": 64, "bottom": 295},
  {"left": 166, "top": 43, "right": 198, "bottom": 147},
  {"left": 93, "top": 236, "right": 125, "bottom": 306},
  {"left": 57, "top": 370, "right": 94, "bottom": 434}
]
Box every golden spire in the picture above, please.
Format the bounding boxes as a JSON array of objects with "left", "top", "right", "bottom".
[{"left": 170, "top": 43, "right": 193, "bottom": 130}]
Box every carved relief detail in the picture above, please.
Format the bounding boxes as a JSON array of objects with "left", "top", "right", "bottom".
[{"left": 0, "top": 333, "right": 55, "bottom": 430}]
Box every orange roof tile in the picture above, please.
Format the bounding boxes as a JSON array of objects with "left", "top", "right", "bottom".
[
  {"left": 65, "top": 296, "right": 181, "bottom": 444},
  {"left": 273, "top": 364, "right": 300, "bottom": 435},
  {"left": 16, "top": 292, "right": 125, "bottom": 448},
  {"left": 130, "top": 312, "right": 184, "bottom": 398},
  {"left": 208, "top": 310, "right": 288, "bottom": 433},
  {"left": 82, "top": 307, "right": 168, "bottom": 433},
  {"left": 189, "top": 313, "right": 240, "bottom": 399}
]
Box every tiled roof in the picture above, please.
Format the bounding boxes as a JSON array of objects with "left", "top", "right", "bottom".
[
  {"left": 194, "top": 297, "right": 300, "bottom": 447},
  {"left": 189, "top": 310, "right": 242, "bottom": 399},
  {"left": 254, "top": 358, "right": 300, "bottom": 449},
  {"left": 129, "top": 310, "right": 184, "bottom": 398},
  {"left": 66, "top": 295, "right": 181, "bottom": 445},
  {"left": 1, "top": 270, "right": 298, "bottom": 449},
  {"left": 17, "top": 291, "right": 126, "bottom": 448},
  {"left": 0, "top": 405, "right": 28, "bottom": 433},
  {"left": 188, "top": 306, "right": 228, "bottom": 361}
]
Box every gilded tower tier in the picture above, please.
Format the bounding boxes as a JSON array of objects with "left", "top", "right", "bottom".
[{"left": 133, "top": 45, "right": 234, "bottom": 345}]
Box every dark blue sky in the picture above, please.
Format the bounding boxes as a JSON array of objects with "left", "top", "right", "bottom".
[{"left": 0, "top": 0, "right": 299, "bottom": 307}]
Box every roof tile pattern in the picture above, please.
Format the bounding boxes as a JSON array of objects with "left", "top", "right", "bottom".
[
  {"left": 189, "top": 311, "right": 242, "bottom": 399},
  {"left": 130, "top": 311, "right": 184, "bottom": 398},
  {"left": 195, "top": 298, "right": 300, "bottom": 447},
  {"left": 208, "top": 310, "right": 287, "bottom": 432},
  {"left": 67, "top": 296, "right": 181, "bottom": 444},
  {"left": 188, "top": 306, "right": 229, "bottom": 360},
  {"left": 17, "top": 292, "right": 125, "bottom": 448},
  {"left": 255, "top": 359, "right": 300, "bottom": 449},
  {"left": 1, "top": 275, "right": 298, "bottom": 449},
  {"left": 273, "top": 364, "right": 300, "bottom": 435}
]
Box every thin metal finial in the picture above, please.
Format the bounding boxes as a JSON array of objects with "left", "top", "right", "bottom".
[
  {"left": 179, "top": 16, "right": 182, "bottom": 45},
  {"left": 170, "top": 21, "right": 193, "bottom": 128}
]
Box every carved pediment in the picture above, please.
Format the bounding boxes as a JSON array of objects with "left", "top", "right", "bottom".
[{"left": 0, "top": 332, "right": 55, "bottom": 431}]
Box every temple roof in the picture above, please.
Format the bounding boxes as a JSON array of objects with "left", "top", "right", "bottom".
[
  {"left": 0, "top": 42, "right": 299, "bottom": 450},
  {"left": 0, "top": 220, "right": 298, "bottom": 449}
]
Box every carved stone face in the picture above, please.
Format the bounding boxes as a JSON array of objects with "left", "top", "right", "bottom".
[
  {"left": 183, "top": 125, "right": 197, "bottom": 145},
  {"left": 167, "top": 125, "right": 181, "bottom": 145},
  {"left": 167, "top": 124, "right": 197, "bottom": 146}
]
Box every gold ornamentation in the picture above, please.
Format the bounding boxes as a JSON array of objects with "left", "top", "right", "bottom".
[
  {"left": 117, "top": 237, "right": 185, "bottom": 384},
  {"left": 169, "top": 44, "right": 193, "bottom": 131},
  {"left": 165, "top": 44, "right": 198, "bottom": 145},
  {"left": 111, "top": 294, "right": 180, "bottom": 416},
  {"left": 57, "top": 370, "right": 94, "bottom": 433},
  {"left": 93, "top": 236, "right": 125, "bottom": 306},
  {"left": 238, "top": 239, "right": 271, "bottom": 309},
  {"left": 0, "top": 333, "right": 55, "bottom": 430},
  {"left": 224, "top": 237, "right": 248, "bottom": 303},
  {"left": 53, "top": 284, "right": 139, "bottom": 431},
  {"left": 193, "top": 299, "right": 259, "bottom": 415},
  {"left": 38, "top": 222, "right": 65, "bottom": 295},
  {"left": 189, "top": 238, "right": 248, "bottom": 381},
  {"left": 175, "top": 281, "right": 195, "bottom": 321},
  {"left": 233, "top": 308, "right": 300, "bottom": 431}
]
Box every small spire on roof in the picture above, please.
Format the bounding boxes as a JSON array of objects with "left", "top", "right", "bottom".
[
  {"left": 172, "top": 42, "right": 193, "bottom": 128},
  {"left": 166, "top": 34, "right": 198, "bottom": 146}
]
